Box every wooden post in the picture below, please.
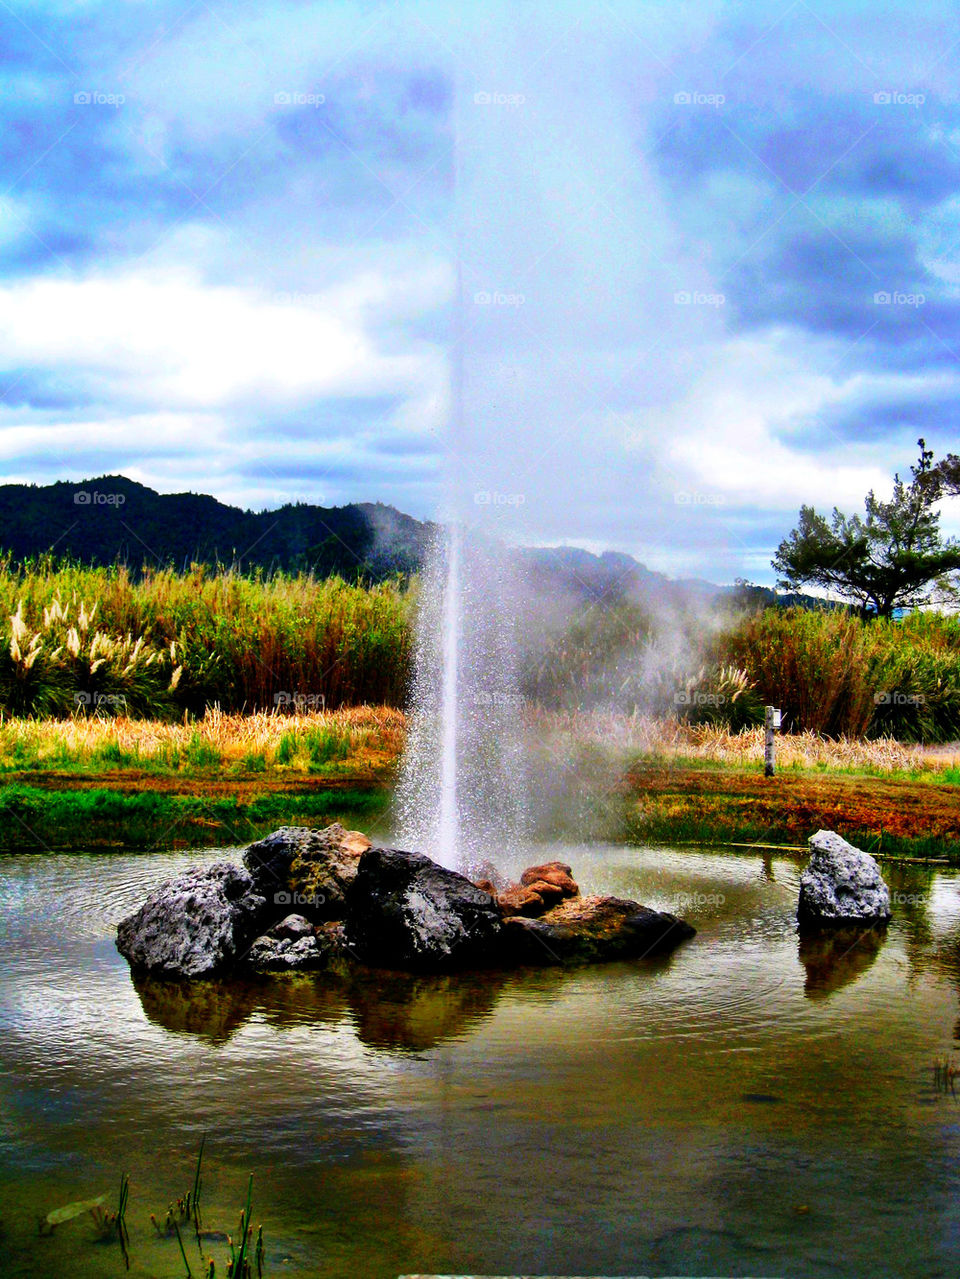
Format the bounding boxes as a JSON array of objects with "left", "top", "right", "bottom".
[{"left": 764, "top": 705, "right": 776, "bottom": 777}]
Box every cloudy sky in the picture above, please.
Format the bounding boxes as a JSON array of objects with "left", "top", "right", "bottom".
[{"left": 1, "top": 0, "right": 959, "bottom": 583}]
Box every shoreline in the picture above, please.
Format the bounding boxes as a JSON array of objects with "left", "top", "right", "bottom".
[{"left": 0, "top": 757, "right": 955, "bottom": 858}]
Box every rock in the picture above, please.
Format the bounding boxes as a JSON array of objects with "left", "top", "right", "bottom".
[
  {"left": 243, "top": 823, "right": 370, "bottom": 920},
  {"left": 498, "top": 884, "right": 549, "bottom": 916},
  {"left": 241, "top": 914, "right": 344, "bottom": 971},
  {"left": 273, "top": 914, "right": 314, "bottom": 939},
  {"left": 497, "top": 894, "right": 696, "bottom": 966},
  {"left": 494, "top": 860, "right": 581, "bottom": 918},
  {"left": 797, "top": 830, "right": 891, "bottom": 930},
  {"left": 116, "top": 862, "right": 267, "bottom": 979},
  {"left": 243, "top": 934, "right": 328, "bottom": 972},
  {"left": 343, "top": 847, "right": 503, "bottom": 971},
  {"left": 519, "top": 862, "right": 580, "bottom": 897}
]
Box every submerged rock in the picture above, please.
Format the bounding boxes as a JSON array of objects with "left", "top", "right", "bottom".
[
  {"left": 116, "top": 862, "right": 267, "bottom": 979},
  {"left": 498, "top": 894, "right": 696, "bottom": 966},
  {"left": 797, "top": 830, "right": 891, "bottom": 930},
  {"left": 243, "top": 823, "right": 371, "bottom": 920},
  {"left": 344, "top": 847, "right": 503, "bottom": 970}
]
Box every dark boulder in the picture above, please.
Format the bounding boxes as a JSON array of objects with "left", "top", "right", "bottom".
[
  {"left": 243, "top": 823, "right": 370, "bottom": 920},
  {"left": 343, "top": 847, "right": 502, "bottom": 971},
  {"left": 116, "top": 862, "right": 267, "bottom": 979},
  {"left": 497, "top": 894, "right": 696, "bottom": 966}
]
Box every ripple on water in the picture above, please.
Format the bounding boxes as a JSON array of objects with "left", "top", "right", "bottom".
[{"left": 0, "top": 846, "right": 958, "bottom": 1279}]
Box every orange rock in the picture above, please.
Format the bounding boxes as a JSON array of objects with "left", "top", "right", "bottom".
[
  {"left": 473, "top": 879, "right": 498, "bottom": 898},
  {"left": 519, "top": 862, "right": 579, "bottom": 897},
  {"left": 340, "top": 830, "right": 372, "bottom": 857},
  {"left": 522, "top": 878, "right": 565, "bottom": 901},
  {"left": 497, "top": 885, "right": 545, "bottom": 917}
]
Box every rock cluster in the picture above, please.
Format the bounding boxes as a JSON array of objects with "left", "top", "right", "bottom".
[
  {"left": 116, "top": 826, "right": 697, "bottom": 980},
  {"left": 491, "top": 861, "right": 581, "bottom": 916}
]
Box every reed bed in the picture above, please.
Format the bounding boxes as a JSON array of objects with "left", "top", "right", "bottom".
[
  {"left": 524, "top": 708, "right": 956, "bottom": 774},
  {"left": 0, "top": 557, "right": 412, "bottom": 716},
  {"left": 0, "top": 705, "right": 405, "bottom": 772},
  {"left": 2, "top": 705, "right": 956, "bottom": 776}
]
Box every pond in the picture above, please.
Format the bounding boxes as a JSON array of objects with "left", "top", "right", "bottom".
[{"left": 1, "top": 843, "right": 959, "bottom": 1278}]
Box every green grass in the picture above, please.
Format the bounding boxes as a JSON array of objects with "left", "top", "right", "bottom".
[{"left": 0, "top": 784, "right": 390, "bottom": 851}]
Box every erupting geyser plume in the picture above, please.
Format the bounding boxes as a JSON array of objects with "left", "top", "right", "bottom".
[
  {"left": 395, "top": 521, "right": 530, "bottom": 871},
  {"left": 395, "top": 128, "right": 529, "bottom": 868}
]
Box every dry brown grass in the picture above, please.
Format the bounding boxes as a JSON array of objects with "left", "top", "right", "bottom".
[
  {"left": 524, "top": 708, "right": 957, "bottom": 774},
  {"left": 0, "top": 705, "right": 406, "bottom": 771},
  {"left": 1, "top": 705, "right": 955, "bottom": 778}
]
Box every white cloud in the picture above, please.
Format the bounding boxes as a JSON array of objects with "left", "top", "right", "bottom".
[{"left": 0, "top": 263, "right": 446, "bottom": 409}]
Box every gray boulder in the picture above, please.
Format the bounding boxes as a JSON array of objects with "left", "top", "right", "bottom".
[
  {"left": 797, "top": 829, "right": 891, "bottom": 930},
  {"left": 116, "top": 862, "right": 267, "bottom": 979},
  {"left": 343, "top": 847, "right": 502, "bottom": 971},
  {"left": 243, "top": 934, "right": 328, "bottom": 972},
  {"left": 241, "top": 912, "right": 334, "bottom": 971},
  {"left": 273, "top": 913, "right": 315, "bottom": 939},
  {"left": 243, "top": 824, "right": 371, "bottom": 920}
]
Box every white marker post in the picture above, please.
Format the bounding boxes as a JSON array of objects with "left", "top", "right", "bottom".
[{"left": 764, "top": 706, "right": 781, "bottom": 777}]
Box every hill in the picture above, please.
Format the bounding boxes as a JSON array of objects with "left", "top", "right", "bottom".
[{"left": 0, "top": 474, "right": 825, "bottom": 609}]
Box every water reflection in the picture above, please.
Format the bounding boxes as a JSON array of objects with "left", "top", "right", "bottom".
[
  {"left": 133, "top": 967, "right": 507, "bottom": 1052},
  {"left": 798, "top": 926, "right": 888, "bottom": 998}
]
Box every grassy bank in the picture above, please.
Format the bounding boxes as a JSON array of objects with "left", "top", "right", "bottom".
[
  {"left": 0, "top": 783, "right": 390, "bottom": 851},
  {"left": 0, "top": 707, "right": 956, "bottom": 858}
]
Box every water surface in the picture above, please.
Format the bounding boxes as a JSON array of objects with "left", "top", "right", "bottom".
[{"left": 1, "top": 845, "right": 959, "bottom": 1278}]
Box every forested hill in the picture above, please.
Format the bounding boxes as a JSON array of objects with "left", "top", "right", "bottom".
[
  {"left": 0, "top": 476, "right": 432, "bottom": 578},
  {"left": 0, "top": 474, "right": 823, "bottom": 609}
]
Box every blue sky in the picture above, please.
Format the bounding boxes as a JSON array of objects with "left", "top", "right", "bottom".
[{"left": 1, "top": 0, "right": 959, "bottom": 582}]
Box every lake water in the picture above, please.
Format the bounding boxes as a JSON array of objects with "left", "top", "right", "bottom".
[{"left": 1, "top": 844, "right": 959, "bottom": 1278}]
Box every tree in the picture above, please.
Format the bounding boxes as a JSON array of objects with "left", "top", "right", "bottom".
[{"left": 772, "top": 439, "right": 960, "bottom": 617}]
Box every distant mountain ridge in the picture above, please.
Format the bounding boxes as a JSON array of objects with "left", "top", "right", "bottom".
[{"left": 0, "top": 474, "right": 819, "bottom": 608}]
